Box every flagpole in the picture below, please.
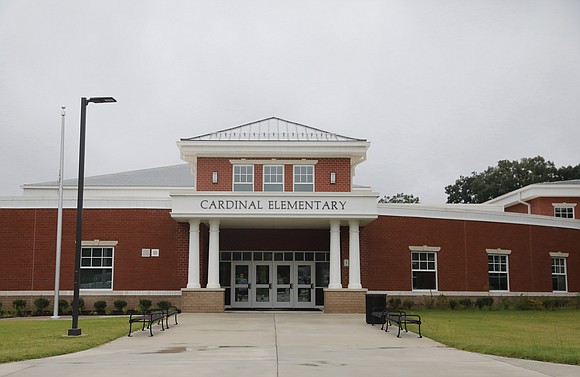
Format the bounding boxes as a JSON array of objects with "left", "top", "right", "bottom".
[{"left": 51, "top": 106, "right": 66, "bottom": 319}]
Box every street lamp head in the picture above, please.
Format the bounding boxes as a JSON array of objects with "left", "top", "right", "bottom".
[{"left": 88, "top": 97, "right": 117, "bottom": 104}]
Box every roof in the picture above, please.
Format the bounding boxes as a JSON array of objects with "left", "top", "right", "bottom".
[
  {"left": 485, "top": 179, "right": 580, "bottom": 207},
  {"left": 181, "top": 117, "right": 366, "bottom": 142},
  {"left": 26, "top": 165, "right": 194, "bottom": 188}
]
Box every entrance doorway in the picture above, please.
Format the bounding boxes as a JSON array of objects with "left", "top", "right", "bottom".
[{"left": 220, "top": 251, "right": 329, "bottom": 309}]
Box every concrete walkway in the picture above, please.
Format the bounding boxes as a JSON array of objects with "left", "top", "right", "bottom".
[{"left": 1, "top": 312, "right": 578, "bottom": 377}]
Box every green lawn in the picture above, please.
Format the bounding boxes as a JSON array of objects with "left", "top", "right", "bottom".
[
  {"left": 0, "top": 317, "right": 132, "bottom": 364},
  {"left": 413, "top": 309, "right": 580, "bottom": 365}
]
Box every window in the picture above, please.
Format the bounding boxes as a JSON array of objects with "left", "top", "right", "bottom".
[
  {"left": 409, "top": 246, "right": 440, "bottom": 290},
  {"left": 263, "top": 165, "right": 284, "bottom": 192},
  {"left": 80, "top": 246, "right": 113, "bottom": 289},
  {"left": 293, "top": 165, "right": 314, "bottom": 192},
  {"left": 233, "top": 165, "right": 254, "bottom": 191},
  {"left": 551, "top": 254, "right": 568, "bottom": 292},
  {"left": 487, "top": 253, "right": 509, "bottom": 291},
  {"left": 554, "top": 206, "right": 574, "bottom": 219},
  {"left": 411, "top": 252, "right": 437, "bottom": 290}
]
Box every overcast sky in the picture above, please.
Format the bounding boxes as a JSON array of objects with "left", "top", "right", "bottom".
[{"left": 1, "top": 0, "right": 579, "bottom": 204}]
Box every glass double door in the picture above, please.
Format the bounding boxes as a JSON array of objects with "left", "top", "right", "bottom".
[{"left": 232, "top": 261, "right": 314, "bottom": 309}]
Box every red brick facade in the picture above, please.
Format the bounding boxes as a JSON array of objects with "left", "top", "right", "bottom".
[
  {"left": 505, "top": 197, "right": 580, "bottom": 219},
  {"left": 1, "top": 209, "right": 577, "bottom": 295},
  {"left": 196, "top": 157, "right": 351, "bottom": 192}
]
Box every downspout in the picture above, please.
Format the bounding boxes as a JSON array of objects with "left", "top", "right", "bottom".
[{"left": 517, "top": 191, "right": 531, "bottom": 214}]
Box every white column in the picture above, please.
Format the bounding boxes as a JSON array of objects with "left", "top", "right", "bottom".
[
  {"left": 348, "top": 220, "right": 362, "bottom": 289},
  {"left": 187, "top": 219, "right": 201, "bottom": 288},
  {"left": 207, "top": 219, "right": 220, "bottom": 288},
  {"left": 328, "top": 220, "right": 342, "bottom": 289}
]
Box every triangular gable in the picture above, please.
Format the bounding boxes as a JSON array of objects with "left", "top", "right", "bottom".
[{"left": 181, "top": 117, "right": 365, "bottom": 142}]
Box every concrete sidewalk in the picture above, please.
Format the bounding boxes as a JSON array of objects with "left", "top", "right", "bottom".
[{"left": 1, "top": 312, "right": 578, "bottom": 377}]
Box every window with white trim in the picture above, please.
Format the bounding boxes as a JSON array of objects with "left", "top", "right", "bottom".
[
  {"left": 551, "top": 256, "right": 567, "bottom": 292},
  {"left": 263, "top": 165, "right": 284, "bottom": 192},
  {"left": 81, "top": 246, "right": 114, "bottom": 289},
  {"left": 409, "top": 246, "right": 440, "bottom": 290},
  {"left": 293, "top": 165, "right": 314, "bottom": 192},
  {"left": 487, "top": 251, "right": 509, "bottom": 291},
  {"left": 233, "top": 165, "right": 254, "bottom": 192},
  {"left": 554, "top": 206, "right": 574, "bottom": 219}
]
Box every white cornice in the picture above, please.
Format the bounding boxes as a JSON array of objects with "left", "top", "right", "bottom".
[{"left": 485, "top": 184, "right": 580, "bottom": 207}]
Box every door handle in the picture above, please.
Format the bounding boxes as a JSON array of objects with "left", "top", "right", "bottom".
[
  {"left": 248, "top": 283, "right": 251, "bottom": 289},
  {"left": 290, "top": 283, "right": 293, "bottom": 289},
  {"left": 310, "top": 283, "right": 314, "bottom": 289},
  {"left": 269, "top": 283, "right": 272, "bottom": 289}
]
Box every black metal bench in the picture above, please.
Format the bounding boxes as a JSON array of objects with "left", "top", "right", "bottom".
[
  {"left": 384, "top": 310, "right": 422, "bottom": 338},
  {"left": 128, "top": 310, "right": 166, "bottom": 337},
  {"left": 165, "top": 306, "right": 179, "bottom": 329}
]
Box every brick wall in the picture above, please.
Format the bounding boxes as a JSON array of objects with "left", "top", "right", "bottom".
[
  {"left": 323, "top": 289, "right": 366, "bottom": 313},
  {"left": 361, "top": 216, "right": 580, "bottom": 293},
  {"left": 181, "top": 288, "right": 224, "bottom": 313},
  {"left": 506, "top": 197, "right": 580, "bottom": 219},
  {"left": 196, "top": 157, "right": 351, "bottom": 192}
]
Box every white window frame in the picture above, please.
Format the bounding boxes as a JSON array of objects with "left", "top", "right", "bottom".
[
  {"left": 486, "top": 248, "right": 511, "bottom": 292},
  {"left": 233, "top": 165, "right": 254, "bottom": 192},
  {"left": 263, "top": 165, "right": 284, "bottom": 192},
  {"left": 293, "top": 165, "right": 314, "bottom": 192},
  {"left": 409, "top": 246, "right": 440, "bottom": 291},
  {"left": 553, "top": 203, "right": 576, "bottom": 219},
  {"left": 80, "top": 240, "right": 117, "bottom": 290},
  {"left": 550, "top": 252, "right": 569, "bottom": 292}
]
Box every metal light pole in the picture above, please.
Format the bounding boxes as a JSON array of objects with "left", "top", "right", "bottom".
[
  {"left": 51, "top": 106, "right": 66, "bottom": 319},
  {"left": 68, "top": 97, "right": 116, "bottom": 337}
]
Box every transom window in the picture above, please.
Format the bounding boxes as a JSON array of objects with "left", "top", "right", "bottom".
[
  {"left": 80, "top": 247, "right": 113, "bottom": 289},
  {"left": 488, "top": 254, "right": 509, "bottom": 291},
  {"left": 233, "top": 165, "right": 254, "bottom": 191},
  {"left": 552, "top": 257, "right": 567, "bottom": 292},
  {"left": 263, "top": 165, "right": 284, "bottom": 192},
  {"left": 411, "top": 252, "right": 437, "bottom": 290},
  {"left": 554, "top": 206, "right": 574, "bottom": 218},
  {"left": 293, "top": 165, "right": 314, "bottom": 192}
]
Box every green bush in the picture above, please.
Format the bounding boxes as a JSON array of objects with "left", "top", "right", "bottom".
[
  {"left": 12, "top": 299, "right": 26, "bottom": 316},
  {"left": 435, "top": 294, "right": 448, "bottom": 309},
  {"left": 70, "top": 298, "right": 85, "bottom": 313},
  {"left": 33, "top": 298, "right": 50, "bottom": 314},
  {"left": 402, "top": 299, "right": 414, "bottom": 310},
  {"left": 458, "top": 298, "right": 473, "bottom": 309},
  {"left": 113, "top": 300, "right": 128, "bottom": 312},
  {"left": 449, "top": 299, "right": 458, "bottom": 310},
  {"left": 475, "top": 297, "right": 494, "bottom": 309},
  {"left": 498, "top": 297, "right": 512, "bottom": 310},
  {"left": 93, "top": 301, "right": 107, "bottom": 314},
  {"left": 139, "top": 299, "right": 152, "bottom": 313},
  {"left": 58, "top": 299, "right": 69, "bottom": 314},
  {"left": 388, "top": 297, "right": 401, "bottom": 310},
  {"left": 157, "top": 301, "right": 171, "bottom": 310}
]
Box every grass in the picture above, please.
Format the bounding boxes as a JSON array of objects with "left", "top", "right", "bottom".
[
  {"left": 0, "top": 316, "right": 133, "bottom": 364},
  {"left": 413, "top": 309, "right": 580, "bottom": 365}
]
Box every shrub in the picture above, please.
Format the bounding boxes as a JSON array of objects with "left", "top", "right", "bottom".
[
  {"left": 12, "top": 299, "right": 26, "bottom": 316},
  {"left": 93, "top": 301, "right": 107, "bottom": 314},
  {"left": 139, "top": 299, "right": 152, "bottom": 313},
  {"left": 475, "top": 297, "right": 494, "bottom": 309},
  {"left": 70, "top": 298, "right": 85, "bottom": 313},
  {"left": 157, "top": 301, "right": 171, "bottom": 310},
  {"left": 388, "top": 297, "right": 401, "bottom": 310},
  {"left": 458, "top": 298, "right": 473, "bottom": 309},
  {"left": 402, "top": 299, "right": 414, "bottom": 310},
  {"left": 58, "top": 299, "right": 69, "bottom": 314},
  {"left": 114, "top": 300, "right": 128, "bottom": 312},
  {"left": 435, "top": 294, "right": 448, "bottom": 309},
  {"left": 498, "top": 297, "right": 512, "bottom": 310},
  {"left": 449, "top": 299, "right": 458, "bottom": 310},
  {"left": 34, "top": 298, "right": 50, "bottom": 315}
]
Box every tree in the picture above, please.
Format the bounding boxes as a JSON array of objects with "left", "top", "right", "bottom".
[
  {"left": 445, "top": 156, "right": 580, "bottom": 203},
  {"left": 379, "top": 193, "right": 420, "bottom": 203}
]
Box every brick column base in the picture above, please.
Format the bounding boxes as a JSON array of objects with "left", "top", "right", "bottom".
[
  {"left": 181, "top": 288, "right": 225, "bottom": 313},
  {"left": 323, "top": 289, "right": 368, "bottom": 313}
]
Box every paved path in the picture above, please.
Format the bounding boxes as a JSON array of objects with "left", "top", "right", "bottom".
[{"left": 1, "top": 312, "right": 578, "bottom": 377}]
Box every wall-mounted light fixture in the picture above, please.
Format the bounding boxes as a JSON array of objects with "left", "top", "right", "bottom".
[
  {"left": 212, "top": 171, "right": 218, "bottom": 184},
  {"left": 330, "top": 172, "right": 336, "bottom": 184}
]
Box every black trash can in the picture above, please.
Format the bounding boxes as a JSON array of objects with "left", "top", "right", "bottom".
[{"left": 365, "top": 293, "right": 386, "bottom": 324}]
